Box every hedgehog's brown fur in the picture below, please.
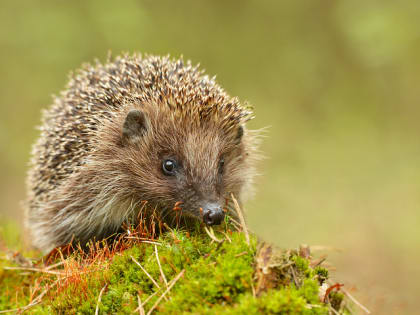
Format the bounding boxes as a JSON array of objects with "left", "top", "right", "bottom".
[{"left": 25, "top": 54, "right": 259, "bottom": 253}]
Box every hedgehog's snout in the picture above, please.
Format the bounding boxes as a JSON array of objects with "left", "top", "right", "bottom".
[{"left": 202, "top": 203, "right": 225, "bottom": 226}]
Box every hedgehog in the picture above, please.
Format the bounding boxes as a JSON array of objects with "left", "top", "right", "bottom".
[{"left": 25, "top": 54, "right": 260, "bottom": 253}]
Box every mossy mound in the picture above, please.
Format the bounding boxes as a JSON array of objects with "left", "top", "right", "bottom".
[{"left": 0, "top": 228, "right": 350, "bottom": 314}]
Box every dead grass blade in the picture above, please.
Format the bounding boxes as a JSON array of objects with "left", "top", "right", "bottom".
[
  {"left": 230, "top": 193, "right": 250, "bottom": 246},
  {"left": 221, "top": 231, "right": 232, "bottom": 243},
  {"left": 329, "top": 305, "right": 340, "bottom": 315},
  {"left": 124, "top": 237, "right": 162, "bottom": 246},
  {"left": 95, "top": 284, "right": 107, "bottom": 315},
  {"left": 155, "top": 245, "right": 168, "bottom": 287},
  {"left": 137, "top": 295, "right": 145, "bottom": 315},
  {"left": 44, "top": 260, "right": 65, "bottom": 271},
  {"left": 131, "top": 256, "right": 161, "bottom": 290},
  {"left": 227, "top": 216, "right": 243, "bottom": 231},
  {"left": 146, "top": 269, "right": 185, "bottom": 315},
  {"left": 204, "top": 226, "right": 223, "bottom": 243},
  {"left": 0, "top": 279, "right": 59, "bottom": 314},
  {"left": 3, "top": 266, "right": 65, "bottom": 276},
  {"left": 133, "top": 290, "right": 160, "bottom": 313},
  {"left": 341, "top": 287, "right": 371, "bottom": 314}
]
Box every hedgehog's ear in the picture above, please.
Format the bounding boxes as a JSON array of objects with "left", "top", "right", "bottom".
[
  {"left": 234, "top": 125, "right": 244, "bottom": 145},
  {"left": 122, "top": 109, "right": 149, "bottom": 145}
]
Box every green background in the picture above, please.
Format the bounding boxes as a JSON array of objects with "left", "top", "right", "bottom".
[{"left": 1, "top": 1, "right": 419, "bottom": 313}]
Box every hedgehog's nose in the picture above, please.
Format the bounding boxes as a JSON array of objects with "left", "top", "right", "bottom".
[{"left": 202, "top": 203, "right": 225, "bottom": 226}]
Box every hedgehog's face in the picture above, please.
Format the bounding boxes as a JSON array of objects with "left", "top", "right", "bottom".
[{"left": 121, "top": 108, "right": 248, "bottom": 226}]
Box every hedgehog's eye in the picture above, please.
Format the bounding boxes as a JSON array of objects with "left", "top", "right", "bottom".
[
  {"left": 218, "top": 158, "right": 225, "bottom": 175},
  {"left": 162, "top": 159, "right": 177, "bottom": 176}
]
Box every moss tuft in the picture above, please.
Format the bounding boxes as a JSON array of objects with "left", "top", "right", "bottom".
[{"left": 0, "top": 228, "right": 351, "bottom": 314}]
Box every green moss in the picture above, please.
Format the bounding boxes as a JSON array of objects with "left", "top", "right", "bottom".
[
  {"left": 314, "top": 266, "right": 329, "bottom": 279},
  {"left": 0, "top": 229, "right": 349, "bottom": 314},
  {"left": 208, "top": 288, "right": 328, "bottom": 315},
  {"left": 292, "top": 255, "right": 310, "bottom": 273},
  {"left": 0, "top": 261, "right": 30, "bottom": 311},
  {"left": 156, "top": 233, "right": 256, "bottom": 313},
  {"left": 313, "top": 266, "right": 329, "bottom": 285},
  {"left": 329, "top": 291, "right": 345, "bottom": 312}
]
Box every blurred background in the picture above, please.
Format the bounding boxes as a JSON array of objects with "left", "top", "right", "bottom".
[{"left": 0, "top": 0, "right": 419, "bottom": 313}]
